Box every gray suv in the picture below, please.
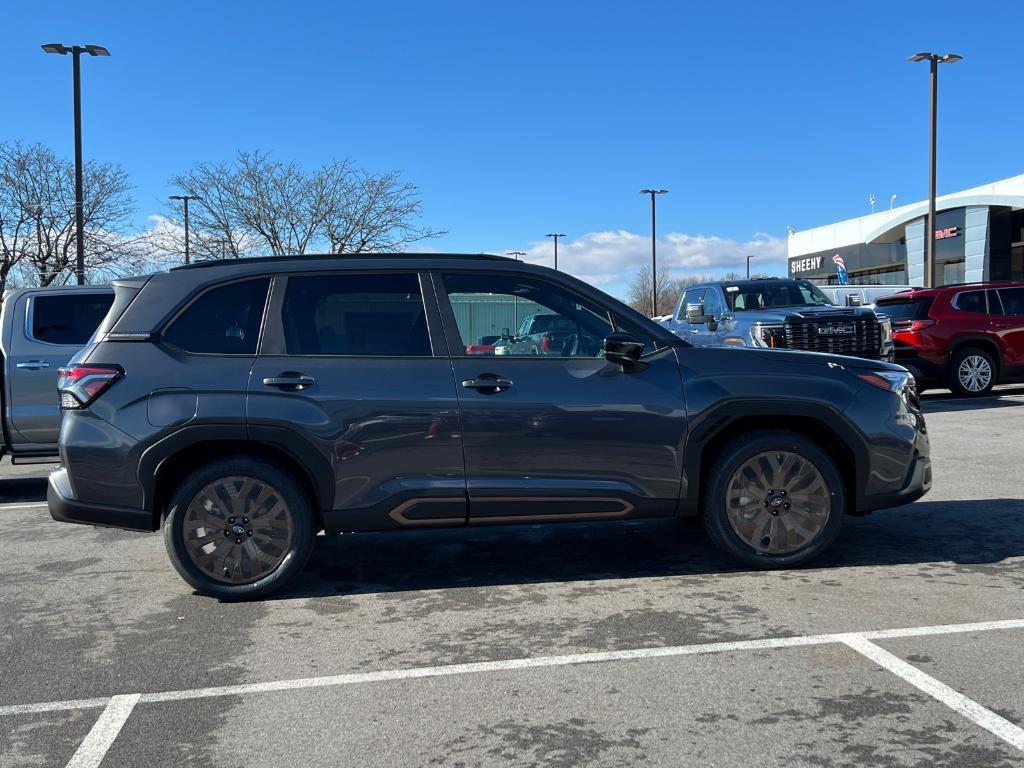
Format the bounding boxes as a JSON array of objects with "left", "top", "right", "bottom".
[
  {"left": 49, "top": 255, "right": 930, "bottom": 599},
  {"left": 666, "top": 278, "right": 894, "bottom": 361}
]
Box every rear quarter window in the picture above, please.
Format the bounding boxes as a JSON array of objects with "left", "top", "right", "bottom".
[
  {"left": 163, "top": 278, "right": 270, "bottom": 355},
  {"left": 952, "top": 291, "right": 986, "bottom": 313}
]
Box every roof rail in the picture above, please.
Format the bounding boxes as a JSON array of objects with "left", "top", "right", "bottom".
[{"left": 170, "top": 252, "right": 512, "bottom": 271}]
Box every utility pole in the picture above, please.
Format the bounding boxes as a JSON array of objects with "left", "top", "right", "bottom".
[
  {"left": 169, "top": 194, "right": 202, "bottom": 264},
  {"left": 640, "top": 189, "right": 668, "bottom": 315},
  {"left": 545, "top": 233, "right": 565, "bottom": 270},
  {"left": 506, "top": 251, "right": 526, "bottom": 261},
  {"left": 746, "top": 254, "right": 756, "bottom": 279}
]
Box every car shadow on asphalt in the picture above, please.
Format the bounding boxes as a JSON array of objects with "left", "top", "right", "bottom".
[
  {"left": 0, "top": 477, "right": 48, "bottom": 504},
  {"left": 275, "top": 497, "right": 1024, "bottom": 600},
  {"left": 921, "top": 385, "right": 1024, "bottom": 414}
]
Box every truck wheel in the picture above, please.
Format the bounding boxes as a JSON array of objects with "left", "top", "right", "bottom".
[
  {"left": 702, "top": 431, "right": 844, "bottom": 569},
  {"left": 163, "top": 457, "right": 315, "bottom": 601},
  {"left": 948, "top": 347, "right": 996, "bottom": 397}
]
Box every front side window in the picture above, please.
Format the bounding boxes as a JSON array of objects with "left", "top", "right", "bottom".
[
  {"left": 31, "top": 293, "right": 114, "bottom": 346},
  {"left": 443, "top": 273, "right": 614, "bottom": 357},
  {"left": 281, "top": 273, "right": 431, "bottom": 356},
  {"left": 703, "top": 288, "right": 725, "bottom": 317},
  {"left": 164, "top": 278, "right": 270, "bottom": 355},
  {"left": 953, "top": 290, "right": 986, "bottom": 314}
]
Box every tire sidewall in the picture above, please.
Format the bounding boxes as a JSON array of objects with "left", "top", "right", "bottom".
[
  {"left": 163, "top": 457, "right": 314, "bottom": 601},
  {"left": 703, "top": 431, "right": 845, "bottom": 569},
  {"left": 949, "top": 347, "right": 996, "bottom": 397}
]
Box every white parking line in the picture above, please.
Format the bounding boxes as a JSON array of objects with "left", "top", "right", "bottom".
[
  {"left": 843, "top": 636, "right": 1024, "bottom": 751},
  {"left": 64, "top": 694, "right": 140, "bottom": 768},
  {"left": 0, "top": 501, "right": 48, "bottom": 510},
  {"left": 0, "top": 617, "right": 1019, "bottom": 765}
]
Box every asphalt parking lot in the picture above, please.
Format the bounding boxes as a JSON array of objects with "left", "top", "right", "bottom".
[{"left": 2, "top": 386, "right": 1024, "bottom": 768}]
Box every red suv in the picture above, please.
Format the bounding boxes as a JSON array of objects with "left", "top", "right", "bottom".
[{"left": 875, "top": 282, "right": 1024, "bottom": 397}]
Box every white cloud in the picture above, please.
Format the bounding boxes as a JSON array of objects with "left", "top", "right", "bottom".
[{"left": 508, "top": 230, "right": 786, "bottom": 297}]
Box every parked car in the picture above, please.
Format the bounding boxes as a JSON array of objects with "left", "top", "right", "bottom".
[
  {"left": 666, "top": 278, "right": 893, "bottom": 361},
  {"left": 465, "top": 334, "right": 501, "bottom": 355},
  {"left": 875, "top": 281, "right": 1024, "bottom": 397},
  {"left": 816, "top": 284, "right": 917, "bottom": 308},
  {"left": 494, "top": 313, "right": 603, "bottom": 356},
  {"left": 49, "top": 254, "right": 930, "bottom": 599},
  {"left": 0, "top": 285, "right": 113, "bottom": 460}
]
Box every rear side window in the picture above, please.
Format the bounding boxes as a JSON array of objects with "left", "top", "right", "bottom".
[
  {"left": 281, "top": 273, "right": 431, "bottom": 356},
  {"left": 953, "top": 291, "right": 986, "bottom": 313},
  {"left": 996, "top": 287, "right": 1024, "bottom": 315},
  {"left": 31, "top": 293, "right": 114, "bottom": 345},
  {"left": 164, "top": 278, "right": 270, "bottom": 355}
]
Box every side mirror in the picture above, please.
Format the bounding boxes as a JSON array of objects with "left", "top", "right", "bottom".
[
  {"left": 603, "top": 332, "right": 647, "bottom": 371},
  {"left": 686, "top": 303, "right": 709, "bottom": 324}
]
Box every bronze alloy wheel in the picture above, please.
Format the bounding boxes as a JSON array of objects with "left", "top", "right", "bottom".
[
  {"left": 724, "top": 450, "right": 830, "bottom": 555},
  {"left": 182, "top": 476, "right": 295, "bottom": 585}
]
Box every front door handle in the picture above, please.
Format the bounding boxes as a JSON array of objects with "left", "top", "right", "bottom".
[
  {"left": 462, "top": 374, "right": 513, "bottom": 392},
  {"left": 16, "top": 361, "right": 50, "bottom": 370},
  {"left": 262, "top": 374, "right": 316, "bottom": 390}
]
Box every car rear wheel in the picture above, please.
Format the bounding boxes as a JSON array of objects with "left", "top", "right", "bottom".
[
  {"left": 948, "top": 347, "right": 997, "bottom": 397},
  {"left": 702, "top": 430, "right": 844, "bottom": 569},
  {"left": 163, "top": 457, "right": 315, "bottom": 600}
]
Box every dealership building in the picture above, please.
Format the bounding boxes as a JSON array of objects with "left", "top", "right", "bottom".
[{"left": 787, "top": 174, "right": 1024, "bottom": 286}]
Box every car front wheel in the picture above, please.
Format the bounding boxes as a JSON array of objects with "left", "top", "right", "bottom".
[
  {"left": 949, "top": 347, "right": 997, "bottom": 397},
  {"left": 163, "top": 457, "right": 315, "bottom": 600},
  {"left": 702, "top": 430, "right": 844, "bottom": 569}
]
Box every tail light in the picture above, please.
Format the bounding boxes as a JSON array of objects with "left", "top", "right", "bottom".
[
  {"left": 58, "top": 364, "right": 124, "bottom": 410},
  {"left": 893, "top": 319, "right": 936, "bottom": 333},
  {"left": 541, "top": 334, "right": 552, "bottom": 353}
]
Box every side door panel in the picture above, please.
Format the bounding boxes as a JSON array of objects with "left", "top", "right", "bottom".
[
  {"left": 434, "top": 271, "right": 687, "bottom": 523},
  {"left": 8, "top": 291, "right": 113, "bottom": 448},
  {"left": 992, "top": 288, "right": 1024, "bottom": 369},
  {"left": 247, "top": 272, "right": 465, "bottom": 532}
]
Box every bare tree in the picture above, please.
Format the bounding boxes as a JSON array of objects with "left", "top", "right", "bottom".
[
  {"left": 0, "top": 141, "right": 136, "bottom": 288},
  {"left": 166, "top": 151, "right": 443, "bottom": 261},
  {"left": 627, "top": 264, "right": 679, "bottom": 317}
]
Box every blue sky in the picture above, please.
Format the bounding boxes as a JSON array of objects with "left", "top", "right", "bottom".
[{"left": 5, "top": 0, "right": 1021, "bottom": 297}]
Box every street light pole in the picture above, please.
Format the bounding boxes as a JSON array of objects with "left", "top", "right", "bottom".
[
  {"left": 640, "top": 189, "right": 668, "bottom": 315},
  {"left": 170, "top": 194, "right": 203, "bottom": 264},
  {"left": 42, "top": 43, "right": 110, "bottom": 285},
  {"left": 545, "top": 233, "right": 565, "bottom": 270},
  {"left": 746, "top": 254, "right": 755, "bottom": 279},
  {"left": 908, "top": 51, "right": 962, "bottom": 288}
]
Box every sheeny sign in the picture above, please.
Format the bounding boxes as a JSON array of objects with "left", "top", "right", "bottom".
[{"left": 790, "top": 256, "right": 823, "bottom": 274}]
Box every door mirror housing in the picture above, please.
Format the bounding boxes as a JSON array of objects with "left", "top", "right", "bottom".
[
  {"left": 603, "top": 332, "right": 647, "bottom": 371},
  {"left": 686, "top": 303, "right": 710, "bottom": 324}
]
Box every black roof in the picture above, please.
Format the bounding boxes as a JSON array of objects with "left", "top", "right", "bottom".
[{"left": 170, "top": 252, "right": 512, "bottom": 271}]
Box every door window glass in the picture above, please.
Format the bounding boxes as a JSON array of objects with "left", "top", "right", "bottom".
[
  {"left": 164, "top": 278, "right": 270, "bottom": 355},
  {"left": 997, "top": 287, "right": 1024, "bottom": 315},
  {"left": 703, "top": 288, "right": 725, "bottom": 317},
  {"left": 443, "top": 273, "right": 613, "bottom": 357},
  {"left": 30, "top": 293, "right": 114, "bottom": 345},
  {"left": 282, "top": 273, "right": 431, "bottom": 356},
  {"left": 953, "top": 290, "right": 987, "bottom": 313}
]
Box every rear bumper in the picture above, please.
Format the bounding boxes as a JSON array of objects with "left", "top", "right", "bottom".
[
  {"left": 893, "top": 351, "right": 946, "bottom": 383},
  {"left": 855, "top": 454, "right": 932, "bottom": 513},
  {"left": 47, "top": 466, "right": 156, "bottom": 532}
]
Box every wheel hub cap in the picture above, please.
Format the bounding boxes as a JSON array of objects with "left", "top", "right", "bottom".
[
  {"left": 182, "top": 476, "right": 294, "bottom": 585},
  {"left": 726, "top": 451, "right": 830, "bottom": 555}
]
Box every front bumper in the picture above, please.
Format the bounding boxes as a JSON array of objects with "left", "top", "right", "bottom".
[
  {"left": 48, "top": 466, "right": 156, "bottom": 532},
  {"left": 855, "top": 453, "right": 932, "bottom": 513}
]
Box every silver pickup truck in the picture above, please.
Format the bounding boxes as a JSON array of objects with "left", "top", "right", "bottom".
[
  {"left": 1, "top": 286, "right": 113, "bottom": 460},
  {"left": 665, "top": 278, "right": 893, "bottom": 361}
]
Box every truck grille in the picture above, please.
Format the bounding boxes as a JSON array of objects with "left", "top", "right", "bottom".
[{"left": 782, "top": 315, "right": 881, "bottom": 359}]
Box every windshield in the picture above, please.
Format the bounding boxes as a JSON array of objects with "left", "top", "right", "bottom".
[{"left": 727, "top": 281, "right": 833, "bottom": 311}]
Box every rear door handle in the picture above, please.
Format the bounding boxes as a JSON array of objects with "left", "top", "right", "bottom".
[
  {"left": 462, "top": 375, "right": 513, "bottom": 392},
  {"left": 16, "top": 361, "right": 50, "bottom": 370},
  {"left": 262, "top": 374, "right": 316, "bottom": 390}
]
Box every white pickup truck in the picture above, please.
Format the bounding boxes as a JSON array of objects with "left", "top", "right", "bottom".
[{"left": 0, "top": 285, "right": 113, "bottom": 461}]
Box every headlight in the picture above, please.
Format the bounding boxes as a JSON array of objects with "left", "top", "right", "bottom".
[
  {"left": 751, "top": 324, "right": 785, "bottom": 348},
  {"left": 857, "top": 370, "right": 911, "bottom": 392},
  {"left": 723, "top": 336, "right": 746, "bottom": 346}
]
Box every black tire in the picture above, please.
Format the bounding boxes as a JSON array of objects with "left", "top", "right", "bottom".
[
  {"left": 702, "top": 430, "right": 845, "bottom": 569},
  {"left": 948, "top": 347, "right": 997, "bottom": 397},
  {"left": 163, "top": 457, "right": 315, "bottom": 600}
]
